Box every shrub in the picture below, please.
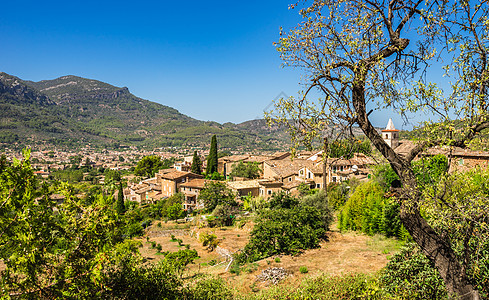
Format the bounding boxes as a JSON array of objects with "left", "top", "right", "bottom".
[
  {"left": 248, "top": 273, "right": 383, "bottom": 299},
  {"left": 199, "top": 232, "right": 220, "bottom": 251},
  {"left": 299, "top": 266, "right": 308, "bottom": 274},
  {"left": 185, "top": 275, "right": 233, "bottom": 300},
  {"left": 274, "top": 257, "right": 281, "bottom": 263},
  {"left": 268, "top": 191, "right": 299, "bottom": 209},
  {"left": 212, "top": 204, "right": 239, "bottom": 227},
  {"left": 380, "top": 244, "right": 449, "bottom": 299},
  {"left": 238, "top": 205, "right": 325, "bottom": 263},
  {"left": 339, "top": 181, "right": 409, "bottom": 240},
  {"left": 167, "top": 202, "right": 184, "bottom": 220},
  {"left": 300, "top": 189, "right": 334, "bottom": 230},
  {"left": 125, "top": 222, "right": 144, "bottom": 237}
]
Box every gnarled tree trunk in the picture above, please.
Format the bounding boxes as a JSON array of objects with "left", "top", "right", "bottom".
[{"left": 352, "top": 77, "right": 480, "bottom": 300}]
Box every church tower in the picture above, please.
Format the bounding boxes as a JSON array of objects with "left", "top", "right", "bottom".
[{"left": 382, "top": 118, "right": 399, "bottom": 148}]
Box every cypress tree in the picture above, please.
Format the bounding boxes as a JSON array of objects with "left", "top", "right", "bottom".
[
  {"left": 116, "top": 182, "right": 125, "bottom": 215},
  {"left": 207, "top": 135, "right": 218, "bottom": 175},
  {"left": 191, "top": 150, "right": 202, "bottom": 175}
]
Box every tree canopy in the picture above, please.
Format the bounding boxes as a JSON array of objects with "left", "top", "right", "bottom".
[
  {"left": 198, "top": 181, "right": 236, "bottom": 213},
  {"left": 267, "top": 0, "right": 489, "bottom": 298},
  {"left": 134, "top": 155, "right": 169, "bottom": 178},
  {"left": 229, "top": 161, "right": 261, "bottom": 179}
]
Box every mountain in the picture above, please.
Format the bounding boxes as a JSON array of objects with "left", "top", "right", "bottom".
[{"left": 0, "top": 72, "right": 290, "bottom": 150}]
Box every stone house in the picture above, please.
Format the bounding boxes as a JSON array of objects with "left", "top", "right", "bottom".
[
  {"left": 226, "top": 180, "right": 261, "bottom": 198},
  {"left": 180, "top": 178, "right": 208, "bottom": 211},
  {"left": 156, "top": 169, "right": 203, "bottom": 198},
  {"left": 263, "top": 159, "right": 315, "bottom": 183},
  {"left": 258, "top": 179, "right": 284, "bottom": 199},
  {"left": 218, "top": 155, "right": 270, "bottom": 178}
]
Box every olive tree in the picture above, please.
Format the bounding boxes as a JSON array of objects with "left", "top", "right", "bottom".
[{"left": 268, "top": 0, "right": 488, "bottom": 298}]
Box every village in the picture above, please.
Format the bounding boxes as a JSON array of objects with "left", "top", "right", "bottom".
[{"left": 5, "top": 119, "right": 488, "bottom": 213}]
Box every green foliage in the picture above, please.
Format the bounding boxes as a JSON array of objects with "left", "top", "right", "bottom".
[
  {"left": 329, "top": 138, "right": 372, "bottom": 159},
  {"left": 380, "top": 244, "right": 449, "bottom": 299},
  {"left": 50, "top": 168, "right": 84, "bottom": 183},
  {"left": 163, "top": 249, "right": 199, "bottom": 275},
  {"left": 104, "top": 168, "right": 121, "bottom": 183},
  {"left": 300, "top": 189, "right": 334, "bottom": 231},
  {"left": 212, "top": 204, "right": 238, "bottom": 226},
  {"left": 247, "top": 272, "right": 383, "bottom": 300},
  {"left": 238, "top": 205, "right": 325, "bottom": 263},
  {"left": 186, "top": 275, "right": 233, "bottom": 300},
  {"left": 191, "top": 150, "right": 202, "bottom": 175},
  {"left": 134, "top": 155, "right": 167, "bottom": 178},
  {"left": 274, "top": 257, "right": 281, "bottom": 263},
  {"left": 199, "top": 181, "right": 236, "bottom": 212},
  {"left": 372, "top": 164, "right": 400, "bottom": 192},
  {"left": 421, "top": 168, "right": 489, "bottom": 298},
  {"left": 339, "top": 181, "right": 408, "bottom": 240},
  {"left": 297, "top": 182, "right": 314, "bottom": 197},
  {"left": 242, "top": 195, "right": 267, "bottom": 212},
  {"left": 207, "top": 135, "right": 218, "bottom": 174},
  {"left": 0, "top": 150, "right": 128, "bottom": 297},
  {"left": 412, "top": 154, "right": 448, "bottom": 188},
  {"left": 327, "top": 182, "right": 350, "bottom": 209},
  {"left": 218, "top": 150, "right": 232, "bottom": 158},
  {"left": 208, "top": 171, "right": 224, "bottom": 180},
  {"left": 146, "top": 193, "right": 184, "bottom": 220},
  {"left": 229, "top": 161, "right": 261, "bottom": 179},
  {"left": 167, "top": 202, "right": 185, "bottom": 220},
  {"left": 299, "top": 266, "right": 308, "bottom": 274},
  {"left": 199, "top": 232, "right": 220, "bottom": 251},
  {"left": 116, "top": 181, "right": 125, "bottom": 215},
  {"left": 268, "top": 191, "right": 299, "bottom": 209}
]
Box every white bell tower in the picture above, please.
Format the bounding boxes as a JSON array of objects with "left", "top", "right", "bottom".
[{"left": 382, "top": 118, "right": 400, "bottom": 148}]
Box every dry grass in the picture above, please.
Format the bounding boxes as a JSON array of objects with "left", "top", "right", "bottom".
[
  {"left": 0, "top": 217, "right": 401, "bottom": 296},
  {"left": 139, "top": 217, "right": 403, "bottom": 295}
]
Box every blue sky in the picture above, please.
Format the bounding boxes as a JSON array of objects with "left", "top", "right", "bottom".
[{"left": 0, "top": 0, "right": 408, "bottom": 129}]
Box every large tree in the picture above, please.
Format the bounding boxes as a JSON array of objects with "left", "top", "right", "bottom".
[
  {"left": 206, "top": 135, "right": 218, "bottom": 175},
  {"left": 229, "top": 161, "right": 261, "bottom": 179},
  {"left": 191, "top": 150, "right": 202, "bottom": 175},
  {"left": 269, "top": 0, "right": 488, "bottom": 298},
  {"left": 134, "top": 155, "right": 165, "bottom": 178}
]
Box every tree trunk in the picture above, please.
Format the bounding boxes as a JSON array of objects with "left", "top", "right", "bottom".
[
  {"left": 351, "top": 79, "right": 479, "bottom": 299},
  {"left": 323, "top": 137, "right": 328, "bottom": 191}
]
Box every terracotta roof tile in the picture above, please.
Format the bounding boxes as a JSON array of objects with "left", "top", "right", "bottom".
[{"left": 180, "top": 178, "right": 209, "bottom": 189}]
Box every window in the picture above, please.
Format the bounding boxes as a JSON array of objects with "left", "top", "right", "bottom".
[
  {"left": 340, "top": 166, "right": 344, "bottom": 172},
  {"left": 268, "top": 190, "right": 272, "bottom": 195},
  {"left": 459, "top": 158, "right": 464, "bottom": 166},
  {"left": 316, "top": 184, "right": 320, "bottom": 188},
  {"left": 189, "top": 187, "right": 192, "bottom": 191},
  {"left": 288, "top": 177, "right": 292, "bottom": 182},
  {"left": 333, "top": 166, "right": 337, "bottom": 172},
  {"left": 332, "top": 176, "right": 337, "bottom": 182}
]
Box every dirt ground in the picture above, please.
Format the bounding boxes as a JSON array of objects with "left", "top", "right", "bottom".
[{"left": 139, "top": 219, "right": 401, "bottom": 295}]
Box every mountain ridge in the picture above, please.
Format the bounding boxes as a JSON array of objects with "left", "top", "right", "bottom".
[{"left": 0, "top": 72, "right": 290, "bottom": 150}]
